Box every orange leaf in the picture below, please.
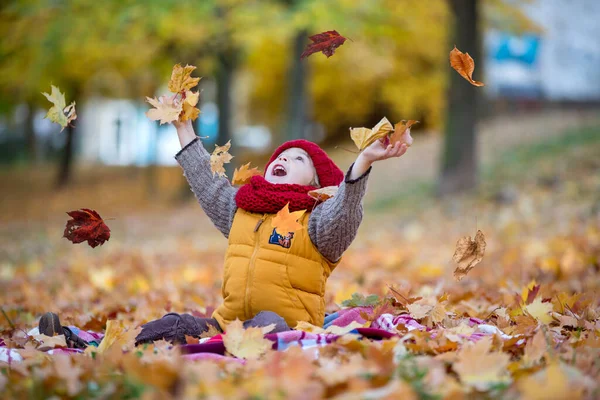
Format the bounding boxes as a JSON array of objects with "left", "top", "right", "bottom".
[
  {"left": 449, "top": 46, "right": 485, "bottom": 87},
  {"left": 271, "top": 203, "right": 306, "bottom": 236},
  {"left": 452, "top": 230, "right": 486, "bottom": 281},
  {"left": 390, "top": 120, "right": 419, "bottom": 147},
  {"left": 231, "top": 163, "right": 262, "bottom": 185}
]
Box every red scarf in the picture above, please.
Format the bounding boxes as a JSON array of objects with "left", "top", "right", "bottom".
[{"left": 235, "top": 175, "right": 320, "bottom": 214}]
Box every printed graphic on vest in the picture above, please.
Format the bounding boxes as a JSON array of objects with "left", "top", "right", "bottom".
[{"left": 268, "top": 228, "right": 294, "bottom": 249}]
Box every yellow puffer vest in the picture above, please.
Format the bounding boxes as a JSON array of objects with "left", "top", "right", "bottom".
[{"left": 212, "top": 209, "right": 340, "bottom": 330}]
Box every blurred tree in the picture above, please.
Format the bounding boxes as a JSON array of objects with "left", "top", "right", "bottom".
[
  {"left": 437, "top": 0, "right": 539, "bottom": 195},
  {"left": 437, "top": 0, "right": 480, "bottom": 196}
]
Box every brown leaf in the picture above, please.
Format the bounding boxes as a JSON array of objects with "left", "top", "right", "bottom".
[
  {"left": 308, "top": 186, "right": 339, "bottom": 201},
  {"left": 449, "top": 46, "right": 485, "bottom": 86},
  {"left": 210, "top": 140, "right": 233, "bottom": 178},
  {"left": 168, "top": 63, "right": 201, "bottom": 93},
  {"left": 300, "top": 30, "right": 348, "bottom": 59},
  {"left": 231, "top": 163, "right": 262, "bottom": 185},
  {"left": 271, "top": 203, "right": 306, "bottom": 236},
  {"left": 390, "top": 120, "right": 419, "bottom": 147},
  {"left": 452, "top": 230, "right": 486, "bottom": 281},
  {"left": 63, "top": 208, "right": 111, "bottom": 248}
]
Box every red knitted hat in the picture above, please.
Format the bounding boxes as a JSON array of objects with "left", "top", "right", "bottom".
[{"left": 265, "top": 139, "right": 344, "bottom": 188}]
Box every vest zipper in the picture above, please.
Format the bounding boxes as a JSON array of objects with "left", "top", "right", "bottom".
[{"left": 245, "top": 213, "right": 266, "bottom": 319}]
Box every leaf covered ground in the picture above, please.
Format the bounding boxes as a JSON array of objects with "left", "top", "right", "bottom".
[{"left": 1, "top": 125, "right": 599, "bottom": 399}]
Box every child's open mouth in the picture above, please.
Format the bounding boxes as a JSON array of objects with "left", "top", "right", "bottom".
[{"left": 272, "top": 164, "right": 287, "bottom": 177}]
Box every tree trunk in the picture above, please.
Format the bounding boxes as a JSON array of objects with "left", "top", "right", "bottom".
[
  {"left": 438, "top": 0, "right": 481, "bottom": 196},
  {"left": 56, "top": 119, "right": 75, "bottom": 188},
  {"left": 286, "top": 29, "right": 309, "bottom": 140},
  {"left": 215, "top": 49, "right": 237, "bottom": 177},
  {"left": 24, "top": 100, "right": 39, "bottom": 164}
]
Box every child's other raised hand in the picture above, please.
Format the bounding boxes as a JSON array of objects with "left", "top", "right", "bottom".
[{"left": 359, "top": 134, "right": 409, "bottom": 164}]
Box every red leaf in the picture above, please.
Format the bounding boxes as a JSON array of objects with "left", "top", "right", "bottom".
[
  {"left": 300, "top": 30, "right": 348, "bottom": 59},
  {"left": 63, "top": 208, "right": 111, "bottom": 248}
]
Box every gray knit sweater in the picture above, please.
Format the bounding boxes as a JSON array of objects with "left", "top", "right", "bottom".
[{"left": 175, "top": 137, "right": 371, "bottom": 262}]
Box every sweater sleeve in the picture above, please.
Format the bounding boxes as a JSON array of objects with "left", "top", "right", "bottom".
[
  {"left": 174, "top": 137, "right": 238, "bottom": 238},
  {"left": 307, "top": 163, "right": 371, "bottom": 263}
]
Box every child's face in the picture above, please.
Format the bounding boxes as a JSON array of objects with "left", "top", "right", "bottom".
[{"left": 266, "top": 147, "right": 318, "bottom": 186}]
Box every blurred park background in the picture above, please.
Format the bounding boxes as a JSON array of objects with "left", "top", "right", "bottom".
[{"left": 0, "top": 0, "right": 599, "bottom": 306}]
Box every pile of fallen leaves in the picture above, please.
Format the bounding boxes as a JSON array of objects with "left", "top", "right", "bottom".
[{"left": 1, "top": 138, "right": 599, "bottom": 399}]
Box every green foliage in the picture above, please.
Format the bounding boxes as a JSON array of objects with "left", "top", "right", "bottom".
[{"left": 341, "top": 292, "right": 381, "bottom": 307}]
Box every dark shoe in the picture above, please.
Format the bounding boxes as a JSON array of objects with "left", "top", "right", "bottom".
[{"left": 39, "top": 312, "right": 88, "bottom": 349}]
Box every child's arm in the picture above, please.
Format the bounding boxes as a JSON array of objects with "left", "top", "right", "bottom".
[
  {"left": 174, "top": 120, "right": 238, "bottom": 238},
  {"left": 308, "top": 139, "right": 409, "bottom": 262}
]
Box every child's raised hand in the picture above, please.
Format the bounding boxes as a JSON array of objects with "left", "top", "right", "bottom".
[{"left": 360, "top": 134, "right": 409, "bottom": 164}]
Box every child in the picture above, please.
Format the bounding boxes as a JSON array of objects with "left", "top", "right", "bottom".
[{"left": 40, "top": 120, "right": 409, "bottom": 346}]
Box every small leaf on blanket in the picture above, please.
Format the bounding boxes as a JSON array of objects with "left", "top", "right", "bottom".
[
  {"left": 185, "top": 335, "right": 199, "bottom": 345},
  {"left": 199, "top": 324, "right": 222, "bottom": 339},
  {"left": 341, "top": 293, "right": 381, "bottom": 307},
  {"left": 32, "top": 334, "right": 67, "bottom": 351},
  {"left": 324, "top": 321, "right": 365, "bottom": 335},
  {"left": 294, "top": 320, "right": 325, "bottom": 333},
  {"left": 223, "top": 319, "right": 274, "bottom": 360}
]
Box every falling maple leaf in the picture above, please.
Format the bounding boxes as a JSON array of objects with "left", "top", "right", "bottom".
[
  {"left": 452, "top": 230, "right": 486, "bottom": 281},
  {"left": 272, "top": 203, "right": 306, "bottom": 236},
  {"left": 41, "top": 85, "right": 77, "bottom": 132},
  {"left": 449, "top": 46, "right": 485, "bottom": 87},
  {"left": 390, "top": 120, "right": 419, "bottom": 147},
  {"left": 308, "top": 186, "right": 339, "bottom": 201},
  {"left": 63, "top": 208, "right": 111, "bottom": 248},
  {"left": 231, "top": 163, "right": 262, "bottom": 185},
  {"left": 222, "top": 319, "right": 274, "bottom": 360},
  {"left": 210, "top": 140, "right": 233, "bottom": 177},
  {"left": 145, "top": 95, "right": 182, "bottom": 125},
  {"left": 350, "top": 117, "right": 394, "bottom": 151},
  {"left": 168, "top": 63, "right": 201, "bottom": 93},
  {"left": 300, "top": 30, "right": 348, "bottom": 59}
]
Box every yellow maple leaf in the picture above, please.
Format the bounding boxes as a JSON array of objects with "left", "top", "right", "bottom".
[
  {"left": 95, "top": 320, "right": 141, "bottom": 354},
  {"left": 390, "top": 120, "right": 418, "bottom": 147},
  {"left": 349, "top": 117, "right": 393, "bottom": 150},
  {"left": 271, "top": 203, "right": 306, "bottom": 236},
  {"left": 518, "top": 362, "right": 580, "bottom": 400},
  {"left": 231, "top": 162, "right": 262, "bottom": 185},
  {"left": 453, "top": 336, "right": 511, "bottom": 390},
  {"left": 145, "top": 95, "right": 182, "bottom": 125},
  {"left": 222, "top": 319, "right": 274, "bottom": 360},
  {"left": 181, "top": 90, "right": 200, "bottom": 122},
  {"left": 41, "top": 85, "right": 77, "bottom": 132},
  {"left": 210, "top": 140, "right": 233, "bottom": 177},
  {"left": 168, "top": 63, "right": 201, "bottom": 93},
  {"left": 452, "top": 230, "right": 486, "bottom": 281},
  {"left": 308, "top": 186, "right": 338, "bottom": 201},
  {"left": 524, "top": 297, "right": 553, "bottom": 324}
]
